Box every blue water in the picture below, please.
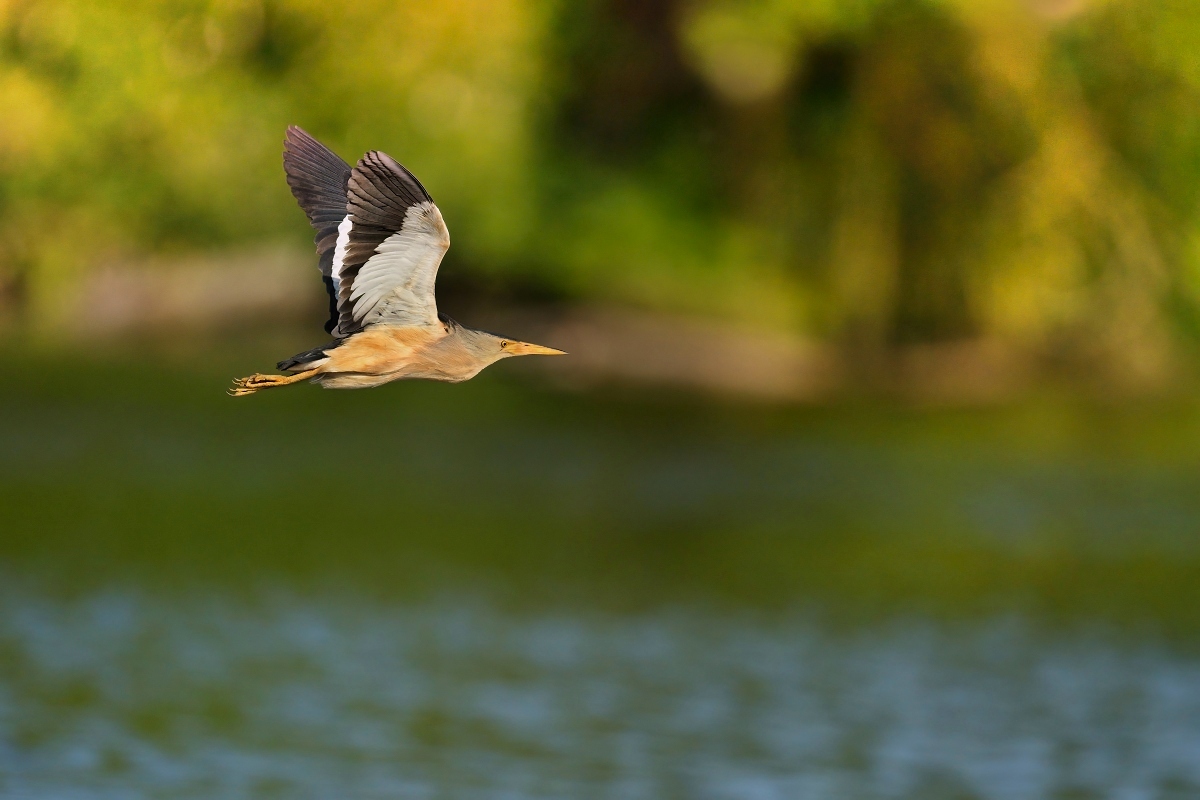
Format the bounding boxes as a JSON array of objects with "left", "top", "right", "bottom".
[{"left": 3, "top": 586, "right": 1199, "bottom": 799}]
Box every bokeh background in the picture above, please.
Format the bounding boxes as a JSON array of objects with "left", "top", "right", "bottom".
[{"left": 3, "top": 1, "right": 1200, "bottom": 797}]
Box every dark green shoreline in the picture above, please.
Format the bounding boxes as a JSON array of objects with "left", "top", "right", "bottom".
[{"left": 4, "top": 346, "right": 1200, "bottom": 629}]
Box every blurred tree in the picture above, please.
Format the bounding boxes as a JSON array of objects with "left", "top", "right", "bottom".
[
  {"left": 0, "top": 0, "right": 1197, "bottom": 383},
  {"left": 0, "top": 0, "right": 543, "bottom": 332},
  {"left": 536, "top": 0, "right": 1200, "bottom": 382}
]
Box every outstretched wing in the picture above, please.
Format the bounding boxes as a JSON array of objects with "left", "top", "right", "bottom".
[
  {"left": 282, "top": 126, "right": 352, "bottom": 334},
  {"left": 335, "top": 151, "right": 450, "bottom": 335}
]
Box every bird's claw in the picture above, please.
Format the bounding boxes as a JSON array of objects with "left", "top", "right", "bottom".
[{"left": 227, "top": 374, "right": 262, "bottom": 397}]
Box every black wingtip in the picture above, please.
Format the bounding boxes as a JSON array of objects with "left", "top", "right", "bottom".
[
  {"left": 283, "top": 126, "right": 350, "bottom": 168},
  {"left": 282, "top": 127, "right": 352, "bottom": 229},
  {"left": 285, "top": 124, "right": 312, "bottom": 143},
  {"left": 356, "top": 149, "right": 434, "bottom": 205},
  {"left": 283, "top": 125, "right": 309, "bottom": 151}
]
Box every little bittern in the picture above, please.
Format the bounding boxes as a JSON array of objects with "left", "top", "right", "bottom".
[{"left": 230, "top": 127, "right": 564, "bottom": 396}]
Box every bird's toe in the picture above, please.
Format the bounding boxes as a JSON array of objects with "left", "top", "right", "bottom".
[{"left": 228, "top": 376, "right": 258, "bottom": 396}]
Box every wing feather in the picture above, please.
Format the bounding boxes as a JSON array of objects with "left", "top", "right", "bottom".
[
  {"left": 335, "top": 151, "right": 449, "bottom": 333},
  {"left": 282, "top": 126, "right": 352, "bottom": 334}
]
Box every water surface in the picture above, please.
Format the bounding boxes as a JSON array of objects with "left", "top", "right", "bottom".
[
  {"left": 4, "top": 587, "right": 1200, "bottom": 799},
  {"left": 2, "top": 351, "right": 1200, "bottom": 797}
]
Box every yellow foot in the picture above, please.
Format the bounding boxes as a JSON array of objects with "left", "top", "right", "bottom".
[
  {"left": 227, "top": 373, "right": 276, "bottom": 397},
  {"left": 227, "top": 368, "right": 319, "bottom": 396}
]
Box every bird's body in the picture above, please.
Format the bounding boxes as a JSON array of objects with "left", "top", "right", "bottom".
[{"left": 230, "top": 127, "right": 563, "bottom": 396}]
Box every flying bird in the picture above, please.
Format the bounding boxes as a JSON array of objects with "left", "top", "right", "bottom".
[{"left": 229, "top": 126, "right": 564, "bottom": 396}]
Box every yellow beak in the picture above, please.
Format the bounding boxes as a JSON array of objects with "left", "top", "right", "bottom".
[{"left": 507, "top": 341, "right": 567, "bottom": 356}]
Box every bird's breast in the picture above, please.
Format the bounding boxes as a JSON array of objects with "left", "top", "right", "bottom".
[{"left": 323, "top": 325, "right": 447, "bottom": 377}]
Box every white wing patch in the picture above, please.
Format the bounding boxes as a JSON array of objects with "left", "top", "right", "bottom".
[
  {"left": 349, "top": 201, "right": 449, "bottom": 328},
  {"left": 331, "top": 214, "right": 353, "bottom": 288}
]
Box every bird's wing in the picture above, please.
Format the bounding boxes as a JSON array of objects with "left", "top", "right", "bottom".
[
  {"left": 335, "top": 150, "right": 449, "bottom": 334},
  {"left": 282, "top": 126, "right": 352, "bottom": 335}
]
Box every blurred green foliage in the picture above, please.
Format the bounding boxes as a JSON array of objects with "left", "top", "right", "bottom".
[{"left": 0, "top": 0, "right": 1198, "bottom": 378}]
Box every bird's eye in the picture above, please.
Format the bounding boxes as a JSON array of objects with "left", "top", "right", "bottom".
[{"left": 500, "top": 341, "right": 509, "bottom": 348}]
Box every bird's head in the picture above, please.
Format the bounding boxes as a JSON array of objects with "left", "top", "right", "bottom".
[{"left": 464, "top": 328, "right": 567, "bottom": 364}]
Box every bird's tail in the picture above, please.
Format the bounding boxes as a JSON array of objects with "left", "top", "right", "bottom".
[{"left": 277, "top": 344, "right": 332, "bottom": 372}]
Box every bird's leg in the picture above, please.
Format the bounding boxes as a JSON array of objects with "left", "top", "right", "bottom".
[{"left": 228, "top": 368, "right": 320, "bottom": 397}]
